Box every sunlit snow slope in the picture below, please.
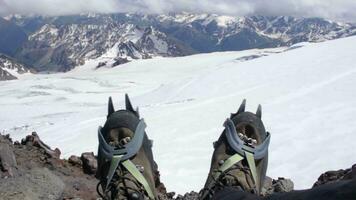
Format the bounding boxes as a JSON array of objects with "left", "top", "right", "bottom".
[{"left": 1, "top": 36, "right": 356, "bottom": 194}]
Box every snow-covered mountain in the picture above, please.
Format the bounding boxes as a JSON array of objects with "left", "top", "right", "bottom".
[
  {"left": 1, "top": 36, "right": 356, "bottom": 194},
  {"left": 2, "top": 13, "right": 355, "bottom": 72},
  {"left": 15, "top": 20, "right": 190, "bottom": 72},
  {"left": 0, "top": 54, "right": 32, "bottom": 80},
  {"left": 156, "top": 14, "right": 356, "bottom": 46}
]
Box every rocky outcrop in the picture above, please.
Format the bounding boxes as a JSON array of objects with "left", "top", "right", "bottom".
[
  {"left": 1, "top": 168, "right": 65, "bottom": 200},
  {"left": 262, "top": 177, "right": 294, "bottom": 195},
  {"left": 81, "top": 152, "right": 97, "bottom": 175},
  {"left": 0, "top": 133, "right": 99, "bottom": 199},
  {"left": 0, "top": 68, "right": 17, "bottom": 81},
  {"left": 0, "top": 54, "right": 32, "bottom": 81},
  {"left": 1, "top": 133, "right": 355, "bottom": 200},
  {"left": 21, "top": 132, "right": 61, "bottom": 158},
  {"left": 313, "top": 164, "right": 356, "bottom": 187},
  {"left": 0, "top": 136, "right": 17, "bottom": 177}
]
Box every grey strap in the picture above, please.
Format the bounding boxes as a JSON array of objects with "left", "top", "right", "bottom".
[{"left": 98, "top": 119, "right": 146, "bottom": 161}]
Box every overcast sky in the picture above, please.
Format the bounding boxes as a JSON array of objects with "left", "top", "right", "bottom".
[{"left": 1, "top": 0, "right": 356, "bottom": 22}]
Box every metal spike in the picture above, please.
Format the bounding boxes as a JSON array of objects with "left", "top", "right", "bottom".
[
  {"left": 256, "top": 104, "right": 262, "bottom": 119},
  {"left": 136, "top": 106, "right": 140, "bottom": 117},
  {"left": 107, "top": 96, "right": 115, "bottom": 118},
  {"left": 230, "top": 99, "right": 247, "bottom": 119},
  {"left": 125, "top": 94, "right": 135, "bottom": 112},
  {"left": 237, "top": 99, "right": 246, "bottom": 114}
]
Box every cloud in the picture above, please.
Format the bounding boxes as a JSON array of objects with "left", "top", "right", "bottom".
[{"left": 1, "top": 0, "right": 356, "bottom": 22}]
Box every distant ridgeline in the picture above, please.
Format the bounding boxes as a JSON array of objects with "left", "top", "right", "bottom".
[{"left": 0, "top": 13, "right": 355, "bottom": 76}]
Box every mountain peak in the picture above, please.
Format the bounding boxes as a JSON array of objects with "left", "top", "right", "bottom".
[{"left": 1, "top": 13, "right": 355, "bottom": 73}]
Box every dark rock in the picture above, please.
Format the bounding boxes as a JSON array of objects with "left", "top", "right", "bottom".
[
  {"left": 0, "top": 168, "right": 65, "bottom": 200},
  {"left": 51, "top": 148, "right": 61, "bottom": 159},
  {"left": 174, "top": 191, "right": 199, "bottom": 200},
  {"left": 80, "top": 152, "right": 97, "bottom": 175},
  {"left": 263, "top": 177, "right": 294, "bottom": 195},
  {"left": 155, "top": 166, "right": 168, "bottom": 194},
  {"left": 4, "top": 134, "right": 12, "bottom": 142},
  {"left": 273, "top": 178, "right": 294, "bottom": 193},
  {"left": 166, "top": 192, "right": 176, "bottom": 198},
  {"left": 351, "top": 164, "right": 356, "bottom": 178},
  {"left": 0, "top": 134, "right": 99, "bottom": 199},
  {"left": 0, "top": 143, "right": 17, "bottom": 177},
  {"left": 21, "top": 132, "right": 61, "bottom": 158},
  {"left": 96, "top": 61, "right": 107, "bottom": 69},
  {"left": 73, "top": 182, "right": 80, "bottom": 191},
  {"left": 69, "top": 155, "right": 82, "bottom": 166},
  {"left": 261, "top": 176, "right": 273, "bottom": 195},
  {"left": 0, "top": 68, "right": 17, "bottom": 81},
  {"left": 313, "top": 166, "right": 354, "bottom": 187},
  {"left": 0, "top": 54, "right": 32, "bottom": 81},
  {"left": 112, "top": 57, "right": 130, "bottom": 67}
]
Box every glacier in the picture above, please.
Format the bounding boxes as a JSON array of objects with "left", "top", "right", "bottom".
[{"left": 0, "top": 36, "right": 356, "bottom": 194}]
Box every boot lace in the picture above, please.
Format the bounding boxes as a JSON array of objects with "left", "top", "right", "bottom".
[
  {"left": 97, "top": 166, "right": 148, "bottom": 200},
  {"left": 199, "top": 165, "right": 255, "bottom": 199}
]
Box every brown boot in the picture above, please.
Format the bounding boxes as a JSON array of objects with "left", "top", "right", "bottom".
[
  {"left": 199, "top": 100, "right": 270, "bottom": 199},
  {"left": 96, "top": 94, "right": 162, "bottom": 200}
]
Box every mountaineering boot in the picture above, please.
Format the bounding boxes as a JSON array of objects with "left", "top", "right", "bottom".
[
  {"left": 96, "top": 94, "right": 163, "bottom": 200},
  {"left": 199, "top": 99, "right": 270, "bottom": 199}
]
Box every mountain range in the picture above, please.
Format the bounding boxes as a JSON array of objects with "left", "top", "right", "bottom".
[{"left": 0, "top": 13, "right": 355, "bottom": 80}]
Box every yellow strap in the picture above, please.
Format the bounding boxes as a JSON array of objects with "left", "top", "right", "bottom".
[
  {"left": 245, "top": 151, "right": 258, "bottom": 186},
  {"left": 213, "top": 153, "right": 244, "bottom": 180},
  {"left": 106, "top": 155, "right": 123, "bottom": 190},
  {"left": 122, "top": 160, "right": 155, "bottom": 200}
]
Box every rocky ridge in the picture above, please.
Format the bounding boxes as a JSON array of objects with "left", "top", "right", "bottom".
[
  {"left": 1, "top": 133, "right": 355, "bottom": 199},
  {"left": 0, "top": 54, "right": 32, "bottom": 80},
  {"left": 19, "top": 22, "right": 188, "bottom": 71}
]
